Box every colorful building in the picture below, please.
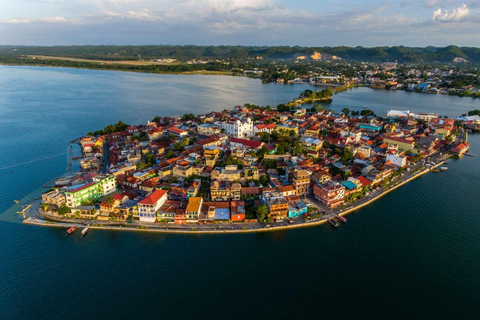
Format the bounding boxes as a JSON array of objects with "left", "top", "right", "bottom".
[
  {"left": 313, "top": 180, "right": 345, "bottom": 208},
  {"left": 138, "top": 189, "right": 168, "bottom": 222}
]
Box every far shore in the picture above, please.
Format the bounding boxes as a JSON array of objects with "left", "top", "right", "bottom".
[
  {"left": 23, "top": 160, "right": 445, "bottom": 235},
  {"left": 0, "top": 61, "right": 235, "bottom": 77}
]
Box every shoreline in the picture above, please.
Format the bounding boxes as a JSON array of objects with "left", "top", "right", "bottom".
[
  {"left": 0, "top": 62, "right": 236, "bottom": 77},
  {"left": 23, "top": 160, "right": 444, "bottom": 235}
]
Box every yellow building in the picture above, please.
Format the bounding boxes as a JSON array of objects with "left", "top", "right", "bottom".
[
  {"left": 291, "top": 169, "right": 310, "bottom": 195},
  {"left": 383, "top": 137, "right": 415, "bottom": 152},
  {"left": 204, "top": 148, "right": 220, "bottom": 167}
]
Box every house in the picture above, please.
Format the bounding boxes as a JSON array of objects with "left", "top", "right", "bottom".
[
  {"left": 382, "top": 137, "right": 416, "bottom": 152},
  {"left": 187, "top": 180, "right": 201, "bottom": 198},
  {"left": 229, "top": 137, "right": 264, "bottom": 150},
  {"left": 230, "top": 201, "right": 245, "bottom": 222},
  {"left": 313, "top": 180, "right": 345, "bottom": 208},
  {"left": 291, "top": 169, "right": 311, "bottom": 195},
  {"left": 451, "top": 142, "right": 470, "bottom": 156},
  {"left": 158, "top": 200, "right": 186, "bottom": 222},
  {"left": 254, "top": 123, "right": 276, "bottom": 135},
  {"left": 42, "top": 189, "right": 66, "bottom": 208},
  {"left": 386, "top": 151, "right": 407, "bottom": 167},
  {"left": 167, "top": 126, "right": 188, "bottom": 137},
  {"left": 210, "top": 180, "right": 241, "bottom": 201},
  {"left": 197, "top": 123, "right": 221, "bottom": 136},
  {"left": 196, "top": 135, "right": 222, "bottom": 149},
  {"left": 173, "top": 162, "right": 193, "bottom": 178},
  {"left": 138, "top": 189, "right": 168, "bottom": 222},
  {"left": 210, "top": 165, "right": 242, "bottom": 181},
  {"left": 185, "top": 197, "right": 203, "bottom": 223},
  {"left": 277, "top": 185, "right": 297, "bottom": 197},
  {"left": 204, "top": 147, "right": 220, "bottom": 167},
  {"left": 262, "top": 190, "right": 288, "bottom": 221}
]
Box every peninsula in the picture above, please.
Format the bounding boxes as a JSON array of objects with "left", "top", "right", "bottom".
[{"left": 26, "top": 101, "right": 478, "bottom": 234}]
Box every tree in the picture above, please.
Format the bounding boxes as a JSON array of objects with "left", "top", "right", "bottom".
[
  {"left": 165, "top": 150, "right": 175, "bottom": 159},
  {"left": 181, "top": 113, "right": 195, "bottom": 121},
  {"left": 256, "top": 205, "right": 268, "bottom": 223},
  {"left": 360, "top": 109, "right": 375, "bottom": 117},
  {"left": 340, "top": 148, "right": 354, "bottom": 165},
  {"left": 341, "top": 108, "right": 350, "bottom": 116},
  {"left": 259, "top": 174, "right": 269, "bottom": 186},
  {"left": 256, "top": 147, "right": 269, "bottom": 159},
  {"left": 57, "top": 204, "right": 71, "bottom": 215},
  {"left": 174, "top": 142, "right": 185, "bottom": 152}
]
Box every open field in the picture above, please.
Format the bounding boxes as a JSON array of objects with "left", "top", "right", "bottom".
[{"left": 26, "top": 55, "right": 182, "bottom": 66}]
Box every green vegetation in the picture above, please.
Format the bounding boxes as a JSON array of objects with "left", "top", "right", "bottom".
[
  {"left": 137, "top": 153, "right": 156, "bottom": 170},
  {"left": 88, "top": 120, "right": 129, "bottom": 136},
  {"left": 2, "top": 45, "right": 480, "bottom": 63},
  {"left": 57, "top": 204, "right": 71, "bottom": 215},
  {"left": 467, "top": 110, "right": 480, "bottom": 116},
  {"left": 181, "top": 113, "right": 195, "bottom": 121},
  {"left": 256, "top": 205, "right": 268, "bottom": 223}
]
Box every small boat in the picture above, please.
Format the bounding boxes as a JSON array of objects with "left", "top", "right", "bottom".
[
  {"left": 13, "top": 200, "right": 19, "bottom": 204},
  {"left": 329, "top": 219, "right": 340, "bottom": 227},
  {"left": 440, "top": 167, "right": 448, "bottom": 171},
  {"left": 66, "top": 227, "right": 76, "bottom": 235},
  {"left": 431, "top": 169, "right": 440, "bottom": 173},
  {"left": 81, "top": 226, "right": 89, "bottom": 237},
  {"left": 337, "top": 215, "right": 347, "bottom": 223}
]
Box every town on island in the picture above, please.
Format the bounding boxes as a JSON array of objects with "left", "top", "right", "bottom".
[{"left": 23, "top": 91, "right": 479, "bottom": 234}]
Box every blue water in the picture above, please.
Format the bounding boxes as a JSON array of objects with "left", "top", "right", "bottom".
[{"left": 1, "top": 66, "right": 479, "bottom": 319}]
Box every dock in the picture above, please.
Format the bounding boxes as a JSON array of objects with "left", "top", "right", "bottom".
[
  {"left": 16, "top": 204, "right": 32, "bottom": 218},
  {"left": 465, "top": 153, "right": 477, "bottom": 157}
]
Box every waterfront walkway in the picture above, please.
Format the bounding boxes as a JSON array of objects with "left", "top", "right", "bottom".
[{"left": 24, "top": 155, "right": 448, "bottom": 235}]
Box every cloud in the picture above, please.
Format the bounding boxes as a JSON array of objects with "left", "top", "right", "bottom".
[
  {"left": 39, "top": 16, "right": 68, "bottom": 23},
  {"left": 432, "top": 4, "right": 470, "bottom": 22},
  {"left": 2, "top": 19, "right": 31, "bottom": 24}
]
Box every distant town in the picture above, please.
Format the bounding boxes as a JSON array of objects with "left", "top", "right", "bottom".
[
  {"left": 30, "top": 95, "right": 480, "bottom": 233},
  {"left": 2, "top": 45, "right": 480, "bottom": 99}
]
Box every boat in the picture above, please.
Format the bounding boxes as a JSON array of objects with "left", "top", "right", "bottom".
[
  {"left": 440, "top": 166, "right": 448, "bottom": 171},
  {"left": 329, "top": 219, "right": 340, "bottom": 227},
  {"left": 81, "top": 226, "right": 89, "bottom": 237},
  {"left": 337, "top": 215, "right": 347, "bottom": 223},
  {"left": 13, "top": 200, "right": 19, "bottom": 203},
  {"left": 66, "top": 227, "right": 77, "bottom": 235},
  {"left": 431, "top": 169, "right": 440, "bottom": 173}
]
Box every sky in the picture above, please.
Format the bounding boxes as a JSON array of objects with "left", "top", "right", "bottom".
[{"left": 0, "top": 0, "right": 479, "bottom": 47}]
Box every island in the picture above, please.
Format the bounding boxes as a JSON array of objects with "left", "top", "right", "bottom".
[{"left": 24, "top": 102, "right": 478, "bottom": 234}]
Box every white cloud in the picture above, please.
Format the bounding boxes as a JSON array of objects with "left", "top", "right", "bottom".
[
  {"left": 432, "top": 4, "right": 470, "bottom": 22},
  {"left": 2, "top": 18, "right": 31, "bottom": 23},
  {"left": 40, "top": 16, "right": 67, "bottom": 23}
]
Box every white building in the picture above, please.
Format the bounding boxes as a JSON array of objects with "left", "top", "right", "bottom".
[
  {"left": 387, "top": 110, "right": 411, "bottom": 118},
  {"left": 217, "top": 118, "right": 254, "bottom": 138},
  {"left": 138, "top": 189, "right": 168, "bottom": 222},
  {"left": 386, "top": 151, "right": 407, "bottom": 167}
]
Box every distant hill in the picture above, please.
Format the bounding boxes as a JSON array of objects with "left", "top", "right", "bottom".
[{"left": 0, "top": 45, "right": 479, "bottom": 63}]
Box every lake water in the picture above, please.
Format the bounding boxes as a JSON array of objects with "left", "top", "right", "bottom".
[{"left": 1, "top": 66, "right": 479, "bottom": 319}]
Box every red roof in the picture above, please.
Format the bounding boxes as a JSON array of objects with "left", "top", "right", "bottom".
[
  {"left": 357, "top": 176, "right": 372, "bottom": 187},
  {"left": 230, "top": 137, "right": 264, "bottom": 149},
  {"left": 167, "top": 127, "right": 186, "bottom": 134},
  {"left": 138, "top": 189, "right": 167, "bottom": 205},
  {"left": 68, "top": 182, "right": 97, "bottom": 193}
]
